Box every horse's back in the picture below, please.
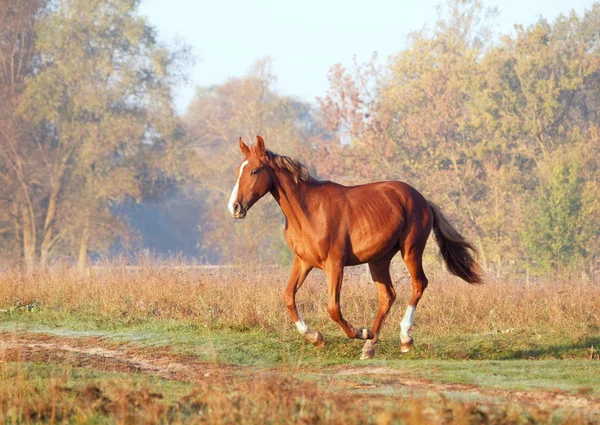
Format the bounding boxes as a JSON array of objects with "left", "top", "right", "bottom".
[
  {"left": 343, "top": 180, "right": 430, "bottom": 217},
  {"left": 332, "top": 180, "right": 432, "bottom": 264}
]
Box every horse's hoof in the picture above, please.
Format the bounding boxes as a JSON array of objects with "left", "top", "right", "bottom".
[
  {"left": 400, "top": 337, "right": 414, "bottom": 353},
  {"left": 360, "top": 342, "right": 375, "bottom": 360},
  {"left": 308, "top": 330, "right": 324, "bottom": 348}
]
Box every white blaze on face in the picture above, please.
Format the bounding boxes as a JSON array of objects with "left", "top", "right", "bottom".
[
  {"left": 400, "top": 305, "right": 416, "bottom": 343},
  {"left": 228, "top": 160, "right": 249, "bottom": 216}
]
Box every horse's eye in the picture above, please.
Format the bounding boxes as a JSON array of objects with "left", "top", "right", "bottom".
[{"left": 250, "top": 168, "right": 260, "bottom": 175}]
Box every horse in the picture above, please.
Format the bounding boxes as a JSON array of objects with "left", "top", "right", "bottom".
[{"left": 228, "top": 135, "right": 483, "bottom": 359}]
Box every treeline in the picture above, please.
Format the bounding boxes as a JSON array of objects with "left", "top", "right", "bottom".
[
  {"left": 315, "top": 1, "right": 600, "bottom": 277},
  {"left": 1, "top": 0, "right": 599, "bottom": 277},
  {"left": 188, "top": 2, "right": 600, "bottom": 277}
]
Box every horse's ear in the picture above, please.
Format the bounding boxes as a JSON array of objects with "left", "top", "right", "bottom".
[
  {"left": 239, "top": 137, "right": 250, "bottom": 156},
  {"left": 256, "top": 135, "right": 265, "bottom": 154}
]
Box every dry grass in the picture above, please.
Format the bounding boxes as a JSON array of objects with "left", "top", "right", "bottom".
[
  {"left": 0, "top": 259, "right": 598, "bottom": 347},
  {"left": 1, "top": 260, "right": 599, "bottom": 424},
  {"left": 0, "top": 359, "right": 586, "bottom": 425}
]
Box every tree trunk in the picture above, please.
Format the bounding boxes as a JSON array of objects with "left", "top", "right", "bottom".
[
  {"left": 77, "top": 226, "right": 89, "bottom": 269},
  {"left": 40, "top": 232, "right": 52, "bottom": 266},
  {"left": 21, "top": 203, "right": 36, "bottom": 271},
  {"left": 476, "top": 234, "right": 488, "bottom": 271},
  {"left": 40, "top": 162, "right": 66, "bottom": 267}
]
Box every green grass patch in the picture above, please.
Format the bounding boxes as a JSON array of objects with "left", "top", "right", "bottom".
[
  {"left": 2, "top": 308, "right": 599, "bottom": 366},
  {"left": 327, "top": 359, "right": 600, "bottom": 395},
  {"left": 1, "top": 361, "right": 193, "bottom": 401}
]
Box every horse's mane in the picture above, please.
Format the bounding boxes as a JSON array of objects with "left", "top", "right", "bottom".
[{"left": 264, "top": 149, "right": 311, "bottom": 183}]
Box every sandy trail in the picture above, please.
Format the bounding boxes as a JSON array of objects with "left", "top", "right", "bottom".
[{"left": 0, "top": 331, "right": 231, "bottom": 381}]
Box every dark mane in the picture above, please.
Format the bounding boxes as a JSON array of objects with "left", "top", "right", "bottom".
[{"left": 265, "top": 150, "right": 311, "bottom": 183}]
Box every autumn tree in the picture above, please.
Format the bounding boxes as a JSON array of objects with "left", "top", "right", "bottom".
[
  {"left": 184, "top": 59, "right": 326, "bottom": 264},
  {"left": 320, "top": 0, "right": 600, "bottom": 276},
  {"left": 0, "top": 0, "right": 188, "bottom": 268},
  {"left": 474, "top": 5, "right": 600, "bottom": 274},
  {"left": 320, "top": 1, "right": 495, "bottom": 267},
  {"left": 0, "top": 0, "right": 49, "bottom": 268}
]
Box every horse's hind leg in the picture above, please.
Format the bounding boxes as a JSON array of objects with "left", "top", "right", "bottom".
[
  {"left": 360, "top": 257, "right": 397, "bottom": 360},
  {"left": 400, "top": 240, "right": 429, "bottom": 353},
  {"left": 284, "top": 256, "right": 322, "bottom": 347}
]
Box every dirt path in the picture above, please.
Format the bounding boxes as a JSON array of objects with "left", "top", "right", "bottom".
[
  {"left": 0, "top": 331, "right": 232, "bottom": 381},
  {"left": 333, "top": 366, "right": 600, "bottom": 413},
  {"left": 1, "top": 331, "right": 599, "bottom": 417}
]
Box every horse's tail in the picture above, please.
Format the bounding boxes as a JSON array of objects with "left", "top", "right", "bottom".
[{"left": 428, "top": 202, "right": 483, "bottom": 284}]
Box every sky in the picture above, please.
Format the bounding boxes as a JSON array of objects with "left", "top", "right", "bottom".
[{"left": 139, "top": 0, "right": 598, "bottom": 113}]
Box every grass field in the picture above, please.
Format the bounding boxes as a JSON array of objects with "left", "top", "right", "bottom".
[{"left": 1, "top": 261, "right": 599, "bottom": 424}]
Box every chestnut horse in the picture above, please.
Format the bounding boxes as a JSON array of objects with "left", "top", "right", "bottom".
[{"left": 229, "top": 136, "right": 482, "bottom": 359}]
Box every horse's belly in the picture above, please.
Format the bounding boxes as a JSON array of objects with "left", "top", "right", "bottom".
[
  {"left": 346, "top": 216, "right": 404, "bottom": 265},
  {"left": 347, "top": 231, "right": 401, "bottom": 265}
]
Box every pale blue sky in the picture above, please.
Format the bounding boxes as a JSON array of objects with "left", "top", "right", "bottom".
[{"left": 139, "top": 0, "right": 597, "bottom": 113}]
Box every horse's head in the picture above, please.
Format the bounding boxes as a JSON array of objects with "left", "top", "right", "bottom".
[{"left": 228, "top": 135, "right": 273, "bottom": 219}]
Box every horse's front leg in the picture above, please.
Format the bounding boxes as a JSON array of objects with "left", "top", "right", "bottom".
[
  {"left": 326, "top": 260, "right": 375, "bottom": 341},
  {"left": 283, "top": 256, "right": 323, "bottom": 347}
]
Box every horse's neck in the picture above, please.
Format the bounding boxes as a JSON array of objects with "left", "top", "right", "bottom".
[{"left": 270, "top": 169, "right": 312, "bottom": 229}]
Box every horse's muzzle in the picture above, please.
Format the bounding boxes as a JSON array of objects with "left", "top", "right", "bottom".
[{"left": 231, "top": 202, "right": 247, "bottom": 219}]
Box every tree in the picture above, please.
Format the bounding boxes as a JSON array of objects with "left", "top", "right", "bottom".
[
  {"left": 1, "top": 0, "right": 188, "bottom": 268},
  {"left": 320, "top": 0, "right": 494, "bottom": 267},
  {"left": 0, "top": 0, "right": 49, "bottom": 268},
  {"left": 472, "top": 5, "right": 600, "bottom": 274},
  {"left": 184, "top": 58, "right": 326, "bottom": 264},
  {"left": 319, "top": 0, "right": 600, "bottom": 277},
  {"left": 523, "top": 146, "right": 600, "bottom": 274}
]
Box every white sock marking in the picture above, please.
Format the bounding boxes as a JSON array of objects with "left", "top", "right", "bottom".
[
  {"left": 353, "top": 327, "right": 371, "bottom": 340},
  {"left": 295, "top": 316, "right": 309, "bottom": 334},
  {"left": 228, "top": 160, "right": 249, "bottom": 216},
  {"left": 400, "top": 305, "right": 416, "bottom": 343}
]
